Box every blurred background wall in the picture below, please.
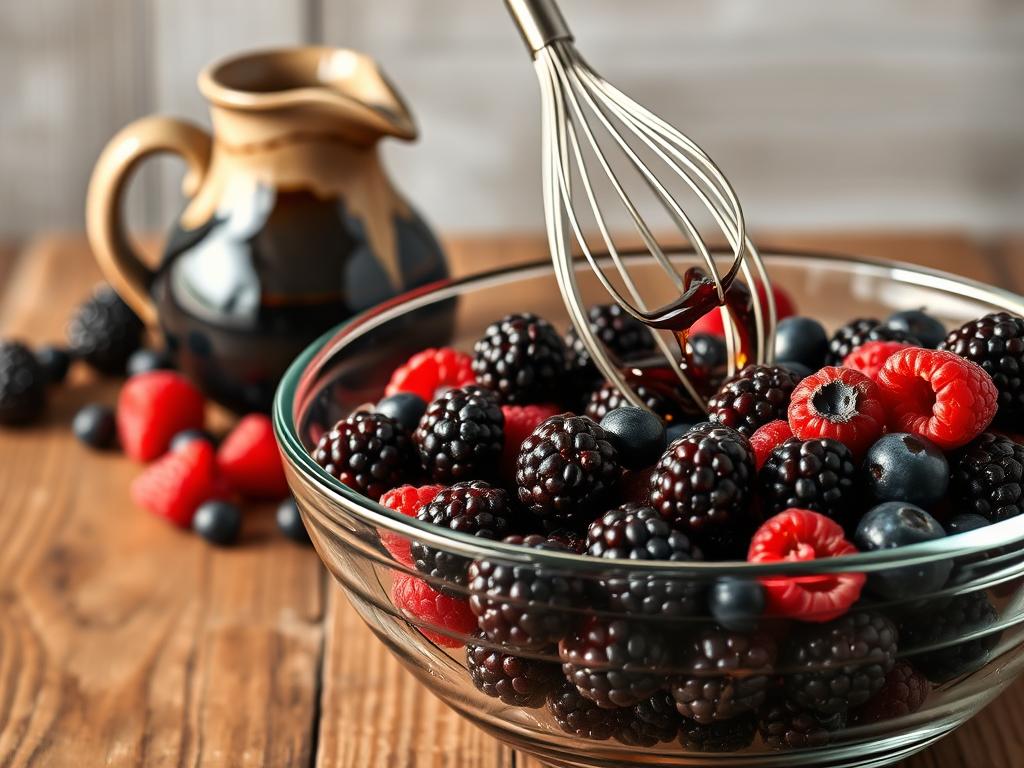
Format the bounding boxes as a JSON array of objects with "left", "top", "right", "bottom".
[{"left": 1, "top": 0, "right": 1022, "bottom": 238}]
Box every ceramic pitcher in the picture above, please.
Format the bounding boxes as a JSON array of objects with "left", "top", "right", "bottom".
[{"left": 87, "top": 47, "right": 448, "bottom": 412}]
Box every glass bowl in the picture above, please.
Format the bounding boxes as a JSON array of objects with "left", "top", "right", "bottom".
[{"left": 274, "top": 250, "right": 1024, "bottom": 768}]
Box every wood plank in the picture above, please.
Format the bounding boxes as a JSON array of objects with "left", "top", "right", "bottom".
[{"left": 0, "top": 235, "right": 325, "bottom": 767}]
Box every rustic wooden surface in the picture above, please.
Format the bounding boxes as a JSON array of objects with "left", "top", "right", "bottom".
[{"left": 0, "top": 233, "right": 1022, "bottom": 767}]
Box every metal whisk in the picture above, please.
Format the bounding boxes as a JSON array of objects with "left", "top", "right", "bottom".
[{"left": 504, "top": 0, "right": 776, "bottom": 413}]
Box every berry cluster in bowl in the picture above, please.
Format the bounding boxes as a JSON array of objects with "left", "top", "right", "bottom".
[{"left": 305, "top": 293, "right": 1024, "bottom": 755}]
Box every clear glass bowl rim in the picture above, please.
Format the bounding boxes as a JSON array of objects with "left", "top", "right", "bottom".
[{"left": 273, "top": 248, "right": 1024, "bottom": 576}]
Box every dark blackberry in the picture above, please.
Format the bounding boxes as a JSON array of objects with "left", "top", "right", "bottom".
[
  {"left": 564, "top": 304, "right": 655, "bottom": 381},
  {"left": 649, "top": 423, "right": 756, "bottom": 559},
  {"left": 758, "top": 438, "right": 858, "bottom": 523},
  {"left": 412, "top": 481, "right": 514, "bottom": 594},
  {"left": 784, "top": 612, "right": 898, "bottom": 715},
  {"left": 0, "top": 341, "right": 47, "bottom": 425},
  {"left": 516, "top": 414, "right": 620, "bottom": 532},
  {"left": 546, "top": 685, "right": 625, "bottom": 741},
  {"left": 35, "top": 345, "right": 71, "bottom": 385},
  {"left": 950, "top": 432, "right": 1024, "bottom": 523},
  {"left": 413, "top": 385, "right": 504, "bottom": 483},
  {"left": 467, "top": 534, "right": 584, "bottom": 650},
  {"left": 586, "top": 503, "right": 704, "bottom": 617},
  {"left": 311, "top": 411, "right": 413, "bottom": 500},
  {"left": 584, "top": 375, "right": 696, "bottom": 426},
  {"left": 66, "top": 285, "right": 144, "bottom": 374},
  {"left": 617, "top": 691, "right": 683, "bottom": 747},
  {"left": 849, "top": 661, "right": 929, "bottom": 724},
  {"left": 472, "top": 312, "right": 567, "bottom": 404},
  {"left": 758, "top": 699, "right": 846, "bottom": 751},
  {"left": 826, "top": 318, "right": 920, "bottom": 366},
  {"left": 940, "top": 312, "right": 1024, "bottom": 426},
  {"left": 678, "top": 712, "right": 757, "bottom": 753},
  {"left": 559, "top": 616, "right": 670, "bottom": 708},
  {"left": 707, "top": 364, "right": 801, "bottom": 437},
  {"left": 466, "top": 641, "right": 563, "bottom": 708},
  {"left": 898, "top": 591, "right": 1000, "bottom": 683}
]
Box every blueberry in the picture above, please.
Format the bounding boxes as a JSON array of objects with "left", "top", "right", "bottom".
[
  {"left": 945, "top": 513, "right": 991, "bottom": 536},
  {"left": 862, "top": 433, "right": 949, "bottom": 508},
  {"left": 689, "top": 333, "right": 728, "bottom": 371},
  {"left": 277, "top": 498, "right": 311, "bottom": 545},
  {"left": 375, "top": 392, "right": 427, "bottom": 432},
  {"left": 192, "top": 500, "right": 242, "bottom": 545},
  {"left": 599, "top": 406, "right": 667, "bottom": 469},
  {"left": 776, "top": 360, "right": 813, "bottom": 382},
  {"left": 886, "top": 310, "right": 946, "bottom": 349},
  {"left": 72, "top": 403, "right": 117, "bottom": 449},
  {"left": 170, "top": 429, "right": 216, "bottom": 453},
  {"left": 774, "top": 316, "right": 829, "bottom": 369},
  {"left": 126, "top": 348, "right": 173, "bottom": 377},
  {"left": 855, "top": 502, "right": 952, "bottom": 599},
  {"left": 36, "top": 345, "right": 71, "bottom": 385},
  {"left": 708, "top": 577, "right": 765, "bottom": 632},
  {"left": 665, "top": 421, "right": 698, "bottom": 444}
]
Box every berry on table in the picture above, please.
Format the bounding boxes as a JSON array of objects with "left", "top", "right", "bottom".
[
  {"left": 117, "top": 371, "right": 206, "bottom": 461},
  {"left": 35, "top": 344, "right": 71, "bottom": 385},
  {"left": 0, "top": 340, "right": 47, "bottom": 425},
  {"left": 312, "top": 411, "right": 413, "bottom": 500},
  {"left": 854, "top": 502, "right": 952, "bottom": 600},
  {"left": 898, "top": 591, "right": 999, "bottom": 683},
  {"left": 876, "top": 347, "right": 998, "bottom": 451},
  {"left": 391, "top": 573, "right": 477, "bottom": 648},
  {"left": 499, "top": 402, "right": 561, "bottom": 479},
  {"left": 276, "top": 498, "right": 310, "bottom": 545},
  {"left": 774, "top": 316, "right": 829, "bottom": 370},
  {"left": 825, "top": 318, "right": 920, "bottom": 366},
  {"left": 678, "top": 712, "right": 757, "bottom": 753},
  {"left": 842, "top": 340, "right": 911, "bottom": 380},
  {"left": 598, "top": 406, "right": 667, "bottom": 470},
  {"left": 849, "top": 661, "right": 929, "bottom": 725},
  {"left": 886, "top": 309, "right": 947, "bottom": 349},
  {"left": 564, "top": 303, "right": 656, "bottom": 383},
  {"left": 413, "top": 385, "right": 504, "bottom": 483},
  {"left": 375, "top": 392, "right": 428, "bottom": 432},
  {"left": 749, "top": 419, "right": 793, "bottom": 471},
  {"left": 192, "top": 500, "right": 242, "bottom": 545},
  {"left": 130, "top": 439, "right": 221, "bottom": 527},
  {"left": 861, "top": 433, "right": 949, "bottom": 508},
  {"left": 72, "top": 403, "right": 117, "bottom": 449},
  {"left": 385, "top": 346, "right": 476, "bottom": 402},
  {"left": 66, "top": 284, "right": 144, "bottom": 374},
  {"left": 950, "top": 432, "right": 1024, "bottom": 523},
  {"left": 126, "top": 348, "right": 173, "bottom": 377},
  {"left": 466, "top": 641, "right": 563, "bottom": 708},
  {"left": 707, "top": 364, "right": 801, "bottom": 438},
  {"left": 748, "top": 509, "right": 865, "bottom": 623},
  {"left": 379, "top": 484, "right": 444, "bottom": 566},
  {"left": 472, "top": 312, "right": 567, "bottom": 404},
  {"left": 758, "top": 438, "right": 857, "bottom": 524},
  {"left": 708, "top": 578, "right": 766, "bottom": 633},
  {"left": 217, "top": 414, "right": 289, "bottom": 500},
  {"left": 940, "top": 312, "right": 1024, "bottom": 427},
  {"left": 788, "top": 366, "right": 886, "bottom": 460},
  {"left": 758, "top": 699, "right": 845, "bottom": 751}
]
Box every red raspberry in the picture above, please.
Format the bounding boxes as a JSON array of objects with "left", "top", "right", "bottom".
[
  {"left": 117, "top": 371, "right": 205, "bottom": 461},
  {"left": 876, "top": 347, "right": 998, "bottom": 451},
  {"left": 379, "top": 484, "right": 444, "bottom": 566},
  {"left": 748, "top": 509, "right": 865, "bottom": 623},
  {"left": 385, "top": 347, "right": 475, "bottom": 402},
  {"left": 130, "top": 440, "right": 222, "bottom": 527},
  {"left": 690, "top": 284, "right": 796, "bottom": 337},
  {"left": 788, "top": 367, "right": 886, "bottom": 460},
  {"left": 850, "top": 662, "right": 929, "bottom": 724},
  {"left": 216, "top": 414, "right": 289, "bottom": 499},
  {"left": 390, "top": 573, "right": 476, "bottom": 648},
  {"left": 842, "top": 340, "right": 911, "bottom": 380},
  {"left": 500, "top": 403, "right": 561, "bottom": 479},
  {"left": 749, "top": 420, "right": 793, "bottom": 470}
]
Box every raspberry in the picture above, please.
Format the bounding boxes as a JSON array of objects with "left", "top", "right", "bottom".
[
  {"left": 670, "top": 628, "right": 777, "bottom": 724},
  {"left": 564, "top": 303, "right": 656, "bottom": 383},
  {"left": 467, "top": 534, "right": 584, "bottom": 650},
  {"left": 379, "top": 484, "right": 444, "bottom": 566},
  {"left": 559, "top": 616, "right": 670, "bottom": 708},
  {"left": 783, "top": 611, "right": 898, "bottom": 715},
  {"left": 472, "top": 313, "right": 567, "bottom": 404},
  {"left": 940, "top": 312, "right": 1024, "bottom": 427},
  {"left": 413, "top": 385, "right": 504, "bottom": 483},
  {"left": 849, "top": 661, "right": 929, "bottom": 724},
  {"left": 691, "top": 283, "right": 796, "bottom": 337},
  {"left": 648, "top": 423, "right": 756, "bottom": 559},
  {"left": 312, "top": 411, "right": 413, "bottom": 500},
  {"left": 842, "top": 340, "right": 911, "bottom": 380},
  {"left": 216, "top": 414, "right": 288, "bottom": 499},
  {"left": 758, "top": 699, "right": 845, "bottom": 751},
  {"left": 950, "top": 432, "right": 1024, "bottom": 523},
  {"left": 758, "top": 438, "right": 858, "bottom": 523},
  {"left": 708, "top": 364, "right": 802, "bottom": 437},
  {"left": 391, "top": 573, "right": 476, "bottom": 648},
  {"left": 117, "top": 371, "right": 206, "bottom": 462},
  {"left": 516, "top": 414, "right": 620, "bottom": 532},
  {"left": 466, "top": 641, "right": 563, "bottom": 708},
  {"left": 678, "top": 712, "right": 757, "bottom": 752},
  {"left": 385, "top": 347, "right": 475, "bottom": 402},
  {"left": 748, "top": 509, "right": 865, "bottom": 622},
  {"left": 788, "top": 366, "right": 886, "bottom": 460},
  {"left": 876, "top": 347, "right": 999, "bottom": 451},
  {"left": 130, "top": 440, "right": 222, "bottom": 527},
  {"left": 749, "top": 420, "right": 793, "bottom": 471},
  {"left": 66, "top": 284, "right": 144, "bottom": 374},
  {"left": 826, "top": 318, "right": 920, "bottom": 366},
  {"left": 500, "top": 403, "right": 561, "bottom": 479},
  {"left": 898, "top": 591, "right": 1000, "bottom": 683},
  {"left": 0, "top": 341, "right": 46, "bottom": 425}
]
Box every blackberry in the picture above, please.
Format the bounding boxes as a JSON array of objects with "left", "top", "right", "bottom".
[
  {"left": 940, "top": 312, "right": 1024, "bottom": 426},
  {"left": 849, "top": 661, "right": 929, "bottom": 724},
  {"left": 66, "top": 285, "right": 144, "bottom": 374},
  {"left": 472, "top": 312, "right": 567, "bottom": 404},
  {"left": 559, "top": 616, "right": 670, "bottom": 708},
  {"left": 546, "top": 685, "right": 625, "bottom": 741},
  {"left": 585, "top": 378, "right": 694, "bottom": 425},
  {"left": 466, "top": 641, "right": 562, "bottom": 708},
  {"left": 758, "top": 438, "right": 858, "bottom": 523},
  {"left": 826, "top": 318, "right": 920, "bottom": 366},
  {"left": 784, "top": 612, "right": 898, "bottom": 715},
  {"left": 311, "top": 411, "right": 413, "bottom": 500},
  {"left": 759, "top": 699, "right": 845, "bottom": 751},
  {"left": 0, "top": 341, "right": 46, "bottom": 425},
  {"left": 467, "top": 534, "right": 584, "bottom": 650},
  {"left": 617, "top": 691, "right": 683, "bottom": 747},
  {"left": 898, "top": 591, "right": 1000, "bottom": 683},
  {"left": 413, "top": 385, "right": 504, "bottom": 483},
  {"left": 678, "top": 712, "right": 757, "bottom": 753},
  {"left": 586, "top": 503, "right": 704, "bottom": 617},
  {"left": 516, "top": 414, "right": 620, "bottom": 532},
  {"left": 412, "top": 481, "right": 514, "bottom": 594},
  {"left": 707, "top": 364, "right": 801, "bottom": 437},
  {"left": 950, "top": 432, "right": 1024, "bottom": 523},
  {"left": 649, "top": 423, "right": 756, "bottom": 559},
  {"left": 565, "top": 304, "right": 655, "bottom": 381}
]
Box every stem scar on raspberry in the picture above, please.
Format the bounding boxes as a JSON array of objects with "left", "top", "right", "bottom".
[{"left": 788, "top": 367, "right": 886, "bottom": 460}]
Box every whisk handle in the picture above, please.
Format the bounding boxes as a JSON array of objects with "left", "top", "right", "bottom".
[{"left": 504, "top": 0, "right": 573, "bottom": 54}]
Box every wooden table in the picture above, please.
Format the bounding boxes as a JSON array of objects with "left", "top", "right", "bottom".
[{"left": 0, "top": 233, "right": 1021, "bottom": 768}]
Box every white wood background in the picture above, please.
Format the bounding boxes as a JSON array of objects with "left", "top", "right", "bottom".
[{"left": 1, "top": 0, "right": 1022, "bottom": 238}]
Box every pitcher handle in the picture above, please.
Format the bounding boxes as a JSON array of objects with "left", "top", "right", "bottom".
[{"left": 86, "top": 116, "right": 213, "bottom": 326}]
